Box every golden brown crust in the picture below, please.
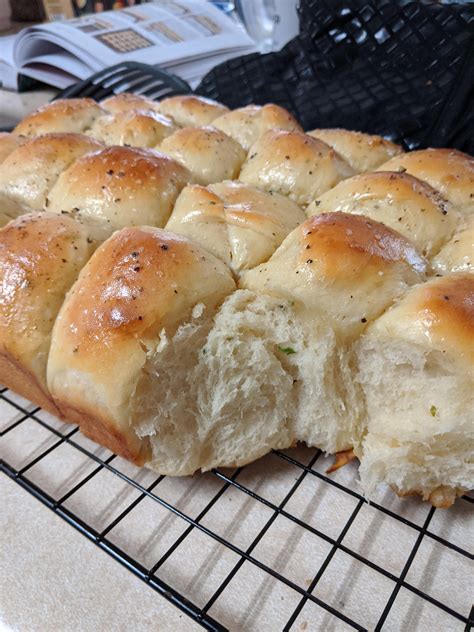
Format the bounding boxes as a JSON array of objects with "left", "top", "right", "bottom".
[
  {"left": 377, "top": 148, "right": 474, "bottom": 215},
  {"left": 410, "top": 275, "right": 474, "bottom": 363},
  {"left": 431, "top": 217, "right": 473, "bottom": 274},
  {"left": 14, "top": 98, "right": 105, "bottom": 136},
  {"left": 51, "top": 227, "right": 234, "bottom": 367},
  {"left": 241, "top": 212, "right": 427, "bottom": 338},
  {"left": 326, "top": 449, "right": 357, "bottom": 474},
  {"left": 0, "top": 351, "right": 61, "bottom": 417},
  {"left": 157, "top": 95, "right": 229, "bottom": 127},
  {"left": 56, "top": 399, "right": 151, "bottom": 465},
  {"left": 166, "top": 181, "right": 306, "bottom": 273},
  {"left": 158, "top": 126, "right": 246, "bottom": 185},
  {"left": 48, "top": 226, "right": 235, "bottom": 464},
  {"left": 213, "top": 103, "right": 302, "bottom": 151},
  {"left": 0, "top": 133, "right": 103, "bottom": 211},
  {"left": 100, "top": 93, "right": 162, "bottom": 114},
  {"left": 0, "top": 133, "right": 30, "bottom": 164},
  {"left": 239, "top": 129, "right": 354, "bottom": 206},
  {"left": 392, "top": 484, "right": 465, "bottom": 508},
  {"left": 0, "top": 212, "right": 96, "bottom": 412},
  {"left": 46, "top": 146, "right": 192, "bottom": 239},
  {"left": 308, "top": 128, "right": 403, "bottom": 172},
  {"left": 306, "top": 171, "right": 458, "bottom": 257},
  {"left": 367, "top": 274, "right": 474, "bottom": 366},
  {"left": 299, "top": 212, "right": 428, "bottom": 276},
  {"left": 89, "top": 110, "right": 176, "bottom": 147}
]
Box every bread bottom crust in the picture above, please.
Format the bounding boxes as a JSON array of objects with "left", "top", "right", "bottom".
[
  {"left": 53, "top": 399, "right": 151, "bottom": 466},
  {"left": 0, "top": 351, "right": 61, "bottom": 418},
  {"left": 392, "top": 484, "right": 465, "bottom": 508}
]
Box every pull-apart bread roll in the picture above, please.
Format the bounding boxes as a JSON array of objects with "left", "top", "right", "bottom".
[
  {"left": 195, "top": 213, "right": 427, "bottom": 463},
  {"left": 240, "top": 130, "right": 354, "bottom": 206},
  {"left": 166, "top": 181, "right": 306, "bottom": 274},
  {"left": 308, "top": 128, "right": 403, "bottom": 173},
  {"left": 377, "top": 148, "right": 474, "bottom": 216},
  {"left": 156, "top": 95, "right": 229, "bottom": 128},
  {"left": 0, "top": 193, "right": 31, "bottom": 228},
  {"left": 356, "top": 274, "right": 474, "bottom": 507},
  {"left": 0, "top": 212, "right": 96, "bottom": 415},
  {"left": 159, "top": 127, "right": 246, "bottom": 185},
  {"left": 213, "top": 103, "right": 302, "bottom": 151},
  {"left": 100, "top": 93, "right": 164, "bottom": 114},
  {"left": 46, "top": 146, "right": 192, "bottom": 240},
  {"left": 431, "top": 216, "right": 473, "bottom": 274},
  {"left": 47, "top": 227, "right": 235, "bottom": 467},
  {"left": 14, "top": 98, "right": 105, "bottom": 136},
  {"left": 0, "top": 133, "right": 103, "bottom": 215},
  {"left": 306, "top": 171, "right": 459, "bottom": 258},
  {"left": 0, "top": 132, "right": 29, "bottom": 163},
  {"left": 88, "top": 110, "right": 176, "bottom": 148}
]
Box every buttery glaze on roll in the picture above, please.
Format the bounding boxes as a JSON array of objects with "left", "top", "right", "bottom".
[
  {"left": 306, "top": 171, "right": 459, "bottom": 258},
  {"left": 159, "top": 127, "right": 246, "bottom": 185},
  {"left": 0, "top": 133, "right": 103, "bottom": 213},
  {"left": 100, "top": 92, "right": 163, "bottom": 114},
  {"left": 46, "top": 146, "right": 193, "bottom": 240},
  {"left": 0, "top": 132, "right": 30, "bottom": 164},
  {"left": 14, "top": 98, "right": 106, "bottom": 136},
  {"left": 377, "top": 148, "right": 474, "bottom": 216},
  {"left": 213, "top": 103, "right": 302, "bottom": 151},
  {"left": 357, "top": 274, "right": 474, "bottom": 507},
  {"left": 47, "top": 226, "right": 235, "bottom": 466},
  {"left": 241, "top": 212, "right": 427, "bottom": 340},
  {"left": 308, "top": 128, "right": 403, "bottom": 173},
  {"left": 239, "top": 129, "right": 354, "bottom": 206},
  {"left": 157, "top": 95, "right": 230, "bottom": 128},
  {"left": 89, "top": 109, "right": 176, "bottom": 148},
  {"left": 2, "top": 94, "right": 472, "bottom": 506},
  {"left": 0, "top": 212, "right": 96, "bottom": 415},
  {"left": 166, "top": 180, "right": 306, "bottom": 274},
  {"left": 431, "top": 216, "right": 473, "bottom": 274}
]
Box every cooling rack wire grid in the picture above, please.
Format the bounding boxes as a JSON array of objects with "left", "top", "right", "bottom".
[{"left": 1, "top": 387, "right": 473, "bottom": 631}]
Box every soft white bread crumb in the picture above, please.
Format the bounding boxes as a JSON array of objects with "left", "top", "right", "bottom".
[
  {"left": 197, "top": 290, "right": 362, "bottom": 465},
  {"left": 135, "top": 289, "right": 362, "bottom": 475},
  {"left": 133, "top": 303, "right": 217, "bottom": 475},
  {"left": 356, "top": 274, "right": 474, "bottom": 507}
]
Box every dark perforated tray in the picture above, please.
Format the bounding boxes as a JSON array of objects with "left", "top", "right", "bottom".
[
  {"left": 56, "top": 61, "right": 191, "bottom": 102},
  {"left": 196, "top": 0, "right": 474, "bottom": 152}
]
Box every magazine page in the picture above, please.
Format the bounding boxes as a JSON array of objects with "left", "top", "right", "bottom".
[
  {"left": 0, "top": 35, "right": 17, "bottom": 90},
  {"left": 13, "top": 1, "right": 255, "bottom": 89}
]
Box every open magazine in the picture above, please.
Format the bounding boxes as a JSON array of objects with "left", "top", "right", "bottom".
[{"left": 0, "top": 1, "right": 256, "bottom": 91}]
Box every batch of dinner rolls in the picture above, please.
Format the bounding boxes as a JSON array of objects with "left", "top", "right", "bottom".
[{"left": 0, "top": 93, "right": 472, "bottom": 508}]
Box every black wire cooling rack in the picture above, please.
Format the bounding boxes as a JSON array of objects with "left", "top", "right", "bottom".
[{"left": 1, "top": 386, "right": 473, "bottom": 631}]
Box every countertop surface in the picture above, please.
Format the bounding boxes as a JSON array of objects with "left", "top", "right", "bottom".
[{"left": 1, "top": 474, "right": 200, "bottom": 632}]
